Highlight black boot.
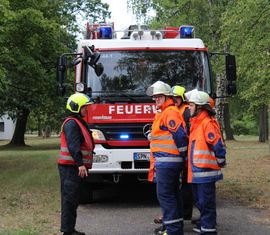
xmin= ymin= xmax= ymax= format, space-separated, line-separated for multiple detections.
xmin=154 ymin=225 xmax=166 ymax=235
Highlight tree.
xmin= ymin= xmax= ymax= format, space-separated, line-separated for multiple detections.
xmin=0 ymin=0 xmax=110 ymax=146
xmin=221 ymin=0 xmax=270 ymax=142
xmin=128 ymin=0 xmax=235 ymax=139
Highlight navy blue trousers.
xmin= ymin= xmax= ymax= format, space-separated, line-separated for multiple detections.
xmin=58 ymin=165 xmax=82 ymax=233
xmin=192 ymin=182 xmax=217 ymax=234
xmin=156 ymin=167 xmax=184 ymax=235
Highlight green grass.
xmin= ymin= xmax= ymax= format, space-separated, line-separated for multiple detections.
xmin=0 ymin=135 xmax=270 ymax=233
xmin=217 ymin=136 xmax=270 ymax=212
xmin=0 ymin=137 xmax=60 ymax=235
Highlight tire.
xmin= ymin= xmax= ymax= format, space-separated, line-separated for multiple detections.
xmin=79 ymin=182 xmax=93 ymax=204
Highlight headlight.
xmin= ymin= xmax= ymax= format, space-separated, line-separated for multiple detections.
xmin=91 ymin=129 xmax=106 ymax=141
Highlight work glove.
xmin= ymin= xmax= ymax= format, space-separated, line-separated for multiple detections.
xmin=217 ymin=157 xmax=226 ymax=168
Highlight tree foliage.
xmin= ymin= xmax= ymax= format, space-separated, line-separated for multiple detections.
xmin=221 ymin=0 xmax=270 ymax=141
xmin=128 ymin=0 xmax=270 ymax=137
xmin=0 ymin=0 xmax=110 ymax=146
xmin=221 ymin=0 xmax=270 ymax=107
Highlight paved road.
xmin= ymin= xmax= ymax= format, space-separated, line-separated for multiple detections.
xmin=76 ymin=183 xmax=270 ymax=235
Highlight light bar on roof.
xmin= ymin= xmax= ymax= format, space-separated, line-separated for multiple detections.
xmin=99 ymin=26 xmax=113 ymax=39
xmin=179 ymin=25 xmax=194 ymax=38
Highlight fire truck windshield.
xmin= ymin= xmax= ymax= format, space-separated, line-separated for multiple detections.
xmin=87 ymin=50 xmax=211 ymax=103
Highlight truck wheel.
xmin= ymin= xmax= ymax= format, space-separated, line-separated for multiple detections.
xmin=79 ymin=182 xmax=93 ymax=204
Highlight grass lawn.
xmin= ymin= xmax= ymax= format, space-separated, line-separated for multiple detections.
xmin=0 ymin=135 xmax=270 ymax=234
xmin=218 ymin=136 xmax=270 ymax=212
xmin=0 ymin=137 xmax=60 ymax=235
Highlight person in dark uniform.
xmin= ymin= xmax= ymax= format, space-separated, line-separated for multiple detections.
xmin=58 ymin=93 xmax=95 ymax=235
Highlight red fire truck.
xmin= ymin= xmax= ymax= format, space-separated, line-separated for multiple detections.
xmin=57 ymin=23 xmax=236 ymax=202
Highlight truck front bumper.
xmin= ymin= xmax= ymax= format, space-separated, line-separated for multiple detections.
xmin=88 ymin=144 xmax=150 ymax=174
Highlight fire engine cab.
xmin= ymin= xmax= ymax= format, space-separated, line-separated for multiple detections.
xmin=57 ymin=23 xmax=236 ymax=202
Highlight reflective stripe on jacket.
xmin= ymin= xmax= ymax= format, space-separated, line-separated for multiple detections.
xmin=58 ymin=117 xmax=94 ymax=168
xmin=188 ymin=110 xmax=226 ymax=183
xmin=150 ymin=99 xmax=188 ymax=168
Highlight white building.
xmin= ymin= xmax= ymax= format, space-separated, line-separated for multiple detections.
xmin=0 ymin=115 xmax=16 ymax=140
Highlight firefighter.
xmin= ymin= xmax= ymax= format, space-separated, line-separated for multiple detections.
xmin=147 ymin=110 xmax=165 ymax=235
xmin=172 ymin=85 xmax=190 ymax=135
xmin=171 ymin=85 xmax=194 ymax=221
xmin=146 ymin=81 xmax=188 ymax=235
xmin=153 ymin=85 xmax=193 ymax=235
xmin=58 ymin=93 xmax=95 ymax=235
xmin=187 ymin=90 xmax=226 ymax=234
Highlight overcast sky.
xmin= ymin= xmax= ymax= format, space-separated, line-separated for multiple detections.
xmin=102 ymin=0 xmax=137 ymax=31
xmin=77 ymin=0 xmax=154 ymax=40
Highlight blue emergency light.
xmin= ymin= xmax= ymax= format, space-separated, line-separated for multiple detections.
xmin=120 ymin=134 xmax=129 ymax=140
xmin=179 ymin=26 xmax=194 ymax=38
xmin=99 ymin=26 xmax=113 ymax=39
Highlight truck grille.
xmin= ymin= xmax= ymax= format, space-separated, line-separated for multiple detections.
xmin=92 ymin=123 xmax=148 ymax=140
xmin=90 ymin=123 xmax=150 ymax=149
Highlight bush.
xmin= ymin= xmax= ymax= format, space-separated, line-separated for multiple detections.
xmin=231 ymin=115 xmax=257 ymax=135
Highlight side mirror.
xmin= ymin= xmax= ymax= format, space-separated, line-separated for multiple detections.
xmin=89 ymin=52 xmax=101 ymax=66
xmin=56 ymin=56 xmax=67 ymax=96
xmin=83 ymin=46 xmax=104 ymax=77
xmin=57 ymin=84 xmax=66 ymax=96
xmin=226 ymin=54 xmax=237 ymax=81
xmin=57 ymin=56 xmax=67 ymax=83
xmin=227 ymin=82 xmax=237 ymax=95
xmin=94 ymin=63 xmax=104 ymax=77
xmin=84 ymin=46 xmax=101 ymax=65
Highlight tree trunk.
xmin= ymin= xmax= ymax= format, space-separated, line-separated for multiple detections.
xmin=223 ymin=101 xmax=234 ymax=140
xmin=8 ymin=108 xmax=30 ymax=146
xmin=37 ymin=113 xmax=42 ymax=137
xmin=259 ymin=104 xmax=268 ymax=142
xmin=215 ymin=74 xmax=225 ymax=134
xmin=268 ymin=104 xmax=270 ymax=152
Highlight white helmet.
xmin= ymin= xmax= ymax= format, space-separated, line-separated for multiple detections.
xmin=188 ymin=90 xmax=210 ymax=105
xmin=146 ymin=81 xmax=172 ymax=96
xmin=185 ymin=88 xmax=198 ymax=101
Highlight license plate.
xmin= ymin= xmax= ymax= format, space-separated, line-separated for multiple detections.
xmin=133 ymin=152 xmax=150 ymax=161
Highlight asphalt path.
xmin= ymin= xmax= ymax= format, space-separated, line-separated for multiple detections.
xmin=76 ymin=183 xmax=270 ymax=235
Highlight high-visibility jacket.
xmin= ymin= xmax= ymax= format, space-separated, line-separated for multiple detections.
xmin=148 ymin=109 xmax=162 ymax=182
xmin=178 ymin=103 xmax=189 ymax=121
xmin=148 ymin=153 xmax=155 ymax=182
xmin=177 ymin=103 xmax=190 ymax=167
xmin=58 ymin=117 xmax=94 ymax=169
xmin=188 ymin=110 xmax=226 ymax=183
xmin=150 ymin=98 xmax=188 ymax=169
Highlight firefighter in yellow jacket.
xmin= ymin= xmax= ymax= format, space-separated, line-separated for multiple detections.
xmin=147 ymin=81 xmax=188 ymax=235
xmin=187 ymin=90 xmax=226 ymax=234
xmin=58 ymin=93 xmax=95 ymax=235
